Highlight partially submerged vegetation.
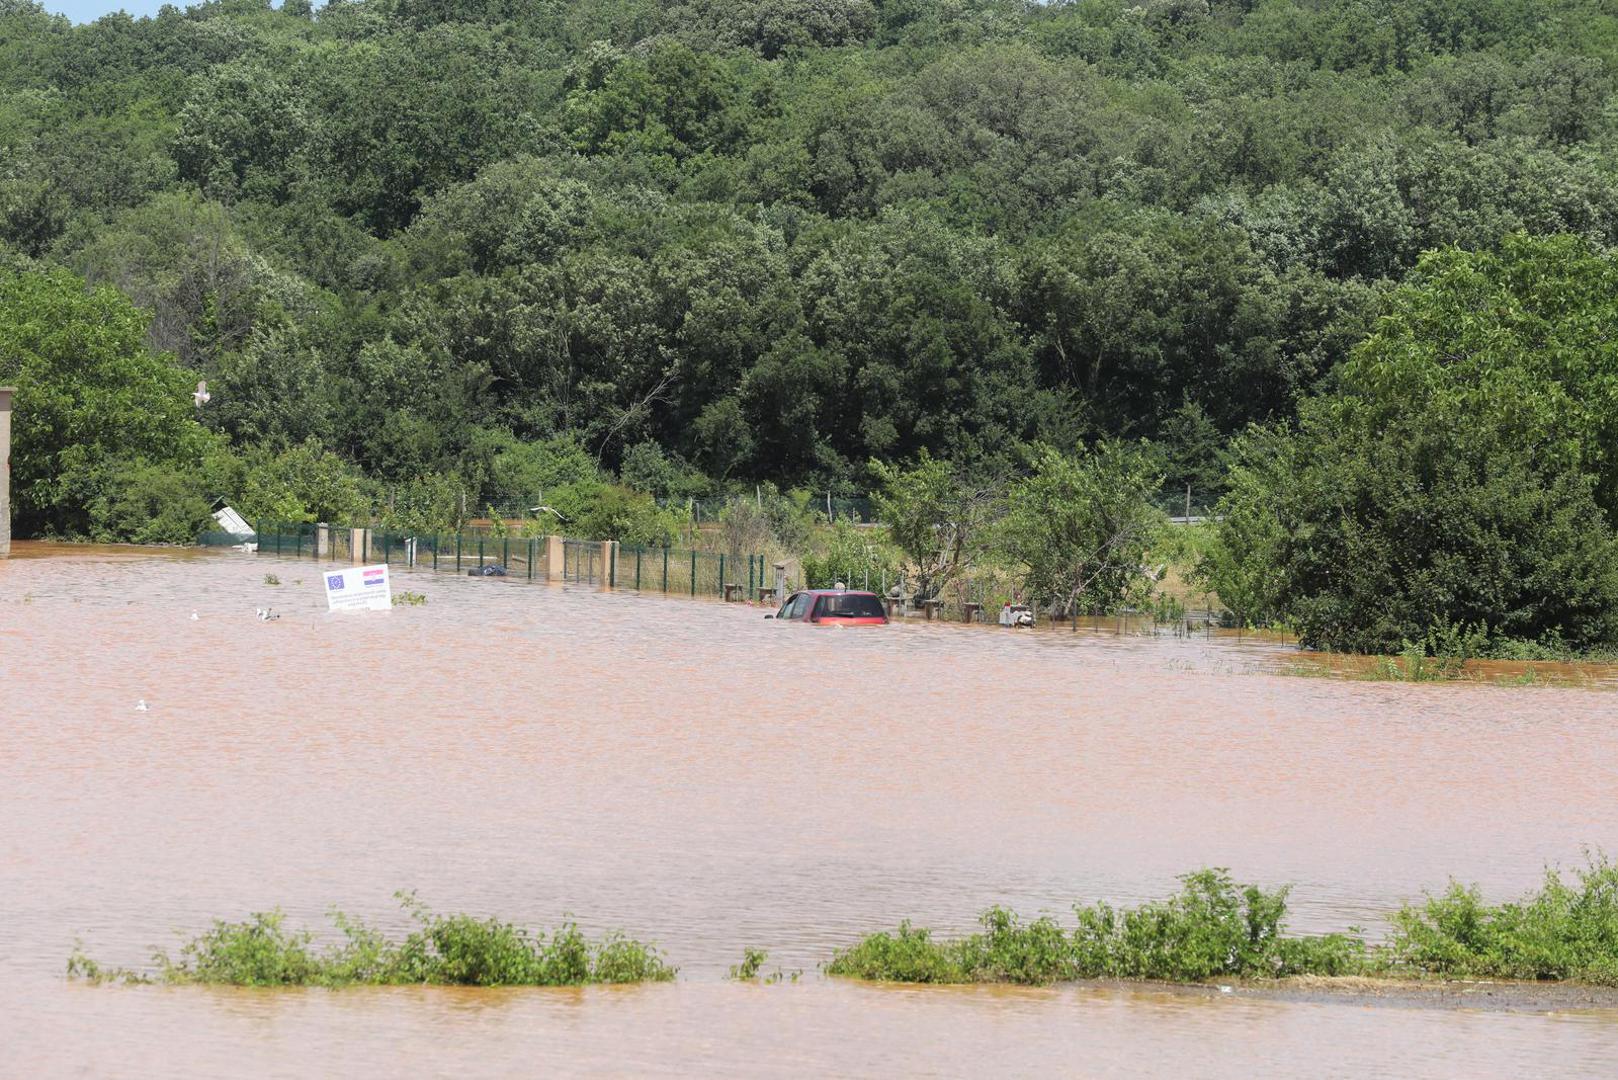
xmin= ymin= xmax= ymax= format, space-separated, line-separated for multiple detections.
xmin=1282 ymin=644 xmax=1618 ymax=688
xmin=827 ymin=859 xmax=1618 ymax=988
xmin=826 ymin=871 xmax=1364 ymax=986
xmin=68 ymin=893 xmax=674 ymax=987
xmin=727 ymin=948 xmax=800 ymax=984
xmin=67 ymin=861 xmax=1618 ymax=991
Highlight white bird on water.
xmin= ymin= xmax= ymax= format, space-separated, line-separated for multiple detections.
xmin=135 ymin=699 xmax=149 ymax=712
xmin=193 ymin=380 xmax=211 ymax=408
xmin=255 ymin=607 xmax=279 ymax=621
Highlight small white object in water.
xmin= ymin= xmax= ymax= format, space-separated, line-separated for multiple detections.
xmin=256 ymin=607 xmax=278 ymax=621
xmin=190 ymin=610 xmax=199 ymax=621
xmin=1218 ymin=985 xmax=1233 ymax=994
xmin=135 ymin=699 xmax=149 ymax=712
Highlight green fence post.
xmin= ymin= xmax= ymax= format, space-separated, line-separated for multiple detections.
xmin=383 ymin=533 xmax=390 ymax=564
xmin=433 ymin=536 xmax=439 ymax=572
xmin=478 ymin=534 xmax=484 ymax=568
xmin=663 ymin=546 xmax=669 ymax=592
xmin=690 ymin=549 xmax=697 ymax=596
xmin=528 ymin=538 xmax=535 ymax=580
xmin=609 ymin=543 xmax=617 ymax=588
xmin=456 ymin=533 xmax=462 ymax=572
xmin=503 ymin=536 xmax=510 ymax=569
xmin=296 ymin=529 xmax=302 ymax=558
xmin=719 ymin=553 xmax=725 ymax=596
xmin=635 ymin=547 xmax=642 ymax=590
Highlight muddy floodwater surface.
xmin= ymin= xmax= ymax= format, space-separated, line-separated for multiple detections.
xmin=3 ymin=543 xmax=1618 ymax=1077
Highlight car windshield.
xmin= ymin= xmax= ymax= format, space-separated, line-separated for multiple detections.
xmin=814 ymin=594 xmax=885 ymax=619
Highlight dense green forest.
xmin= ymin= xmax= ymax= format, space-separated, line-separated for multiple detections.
xmin=7 ymin=0 xmax=1618 ymax=653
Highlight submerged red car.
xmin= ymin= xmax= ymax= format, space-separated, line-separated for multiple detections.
xmin=769 ymin=589 xmax=889 ymax=625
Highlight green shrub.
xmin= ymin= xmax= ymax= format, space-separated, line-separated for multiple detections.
xmin=832 ymin=871 xmax=1371 ymax=986
xmin=0 ymin=268 xmax=212 ymax=538
xmin=552 ymin=481 xmax=682 ymax=547
xmin=824 ymin=921 xmax=972 ymax=984
xmin=236 ymin=438 xmax=375 ymax=525
xmin=158 ymin=910 xmax=324 ymax=987
xmin=71 ymin=894 xmax=676 ymax=988
xmin=1390 ymin=856 xmax=1618 ymax=984
xmin=1205 ymin=239 xmax=1618 ymax=656
xmin=66 ymin=457 xmax=216 ymax=545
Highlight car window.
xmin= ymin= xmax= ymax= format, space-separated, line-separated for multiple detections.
xmin=778 ymin=593 xmax=811 ymax=620
xmin=813 ymin=594 xmax=885 ymax=619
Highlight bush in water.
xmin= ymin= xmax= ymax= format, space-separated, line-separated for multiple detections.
xmin=68 ymin=892 xmax=676 ymax=987
xmin=828 ymin=860 xmax=1618 ymax=986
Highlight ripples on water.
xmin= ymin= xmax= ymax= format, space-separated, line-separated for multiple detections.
xmin=3 ymin=544 xmax=1617 ymax=1077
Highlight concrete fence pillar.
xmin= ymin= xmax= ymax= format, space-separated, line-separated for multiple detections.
xmin=0 ymin=387 xmax=12 ymax=558
xmin=545 ymin=535 xmax=565 ymax=579
xmin=316 ymin=522 xmax=330 ymax=559
xmin=350 ymin=527 xmax=369 ymax=564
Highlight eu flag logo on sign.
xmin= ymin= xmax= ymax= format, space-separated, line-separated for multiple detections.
xmin=327 ymin=575 xmax=345 ymax=590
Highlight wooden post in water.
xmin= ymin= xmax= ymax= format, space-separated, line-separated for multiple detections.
xmin=0 ymin=387 xmax=12 ymax=557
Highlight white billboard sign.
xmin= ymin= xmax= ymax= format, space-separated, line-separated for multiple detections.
xmin=324 ymin=564 xmax=392 ymax=612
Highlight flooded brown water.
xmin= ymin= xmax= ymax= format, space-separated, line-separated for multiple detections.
xmin=4 ymin=543 xmax=1618 ymax=1077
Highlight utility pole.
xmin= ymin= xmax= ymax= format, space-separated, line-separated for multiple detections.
xmin=0 ymin=387 xmax=13 ymax=557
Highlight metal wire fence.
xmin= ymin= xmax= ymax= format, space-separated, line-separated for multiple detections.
xmin=250 ymin=522 xmax=769 ymax=599
xmin=246 ymin=522 xmax=1221 ymax=633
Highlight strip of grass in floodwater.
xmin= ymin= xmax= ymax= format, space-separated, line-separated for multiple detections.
xmin=826 ymin=858 xmax=1618 ymax=987
xmin=68 ymin=892 xmax=675 ymax=987
xmin=1281 ymin=654 xmax=1612 ymax=689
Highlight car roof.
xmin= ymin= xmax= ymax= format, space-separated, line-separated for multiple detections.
xmin=801 ymin=589 xmax=881 ymax=597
